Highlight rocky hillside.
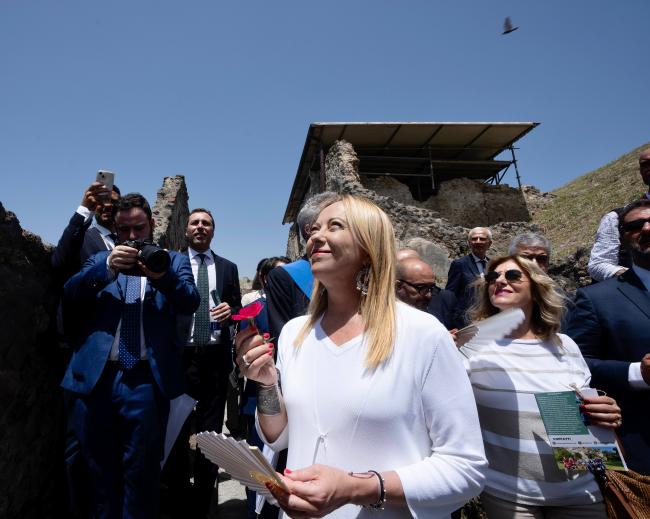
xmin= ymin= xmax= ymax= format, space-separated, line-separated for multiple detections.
xmin=532 ymin=142 xmax=649 ymax=258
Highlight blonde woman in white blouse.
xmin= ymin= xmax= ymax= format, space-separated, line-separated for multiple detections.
xmin=235 ymin=194 xmax=487 ymax=518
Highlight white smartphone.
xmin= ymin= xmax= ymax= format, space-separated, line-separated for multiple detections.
xmin=96 ymin=170 xmax=115 ymax=192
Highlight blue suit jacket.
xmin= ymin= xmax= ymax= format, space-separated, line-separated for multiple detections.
xmin=565 ymin=269 xmax=650 ymax=474
xmin=445 ymin=254 xmax=482 ymax=325
xmin=61 ymin=250 xmax=200 ymax=399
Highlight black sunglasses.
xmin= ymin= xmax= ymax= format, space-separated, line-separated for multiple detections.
xmin=520 ymin=253 xmax=549 ymax=265
xmin=620 ymin=218 xmax=650 ymax=233
xmin=485 ymin=269 xmax=525 ymax=284
xmin=398 ymin=279 xmax=437 ymax=295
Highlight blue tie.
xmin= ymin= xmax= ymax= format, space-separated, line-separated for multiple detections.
xmin=118 ymin=275 xmax=142 ymax=370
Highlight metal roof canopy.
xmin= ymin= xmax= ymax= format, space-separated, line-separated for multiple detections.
xmin=283 ymin=121 xmax=539 ymax=224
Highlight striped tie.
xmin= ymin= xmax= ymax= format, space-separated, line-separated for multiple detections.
xmin=118 ymin=275 xmax=141 ymax=369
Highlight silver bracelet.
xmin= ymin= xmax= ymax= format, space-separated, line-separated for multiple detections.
xmin=348 ymin=470 xmax=386 ymax=511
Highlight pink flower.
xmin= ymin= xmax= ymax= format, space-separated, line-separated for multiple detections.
xmin=231 ymin=301 xmax=264 ymax=321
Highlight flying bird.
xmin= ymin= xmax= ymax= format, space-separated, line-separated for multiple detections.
xmin=502 ymin=16 xmax=519 ymax=35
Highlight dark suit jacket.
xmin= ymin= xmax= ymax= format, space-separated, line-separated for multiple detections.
xmin=427 ymin=287 xmax=459 ymax=330
xmin=61 ymin=250 xmax=200 ymax=399
xmin=565 ymin=269 xmax=650 ymax=474
xmin=177 ymin=249 xmax=242 ymax=346
xmin=445 ymin=254 xmax=483 ymax=325
xmin=265 ymin=258 xmax=312 ymax=341
xmin=51 ymin=212 xmax=110 ymax=282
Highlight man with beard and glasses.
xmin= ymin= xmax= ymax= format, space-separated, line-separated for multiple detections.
xmin=566 ymin=198 xmax=650 ymax=475
xmin=588 ymin=149 xmax=650 ymax=282
xmin=52 ymin=181 xmax=121 ymax=282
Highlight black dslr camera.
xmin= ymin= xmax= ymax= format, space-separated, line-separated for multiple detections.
xmin=120 ymin=239 xmax=170 ymax=276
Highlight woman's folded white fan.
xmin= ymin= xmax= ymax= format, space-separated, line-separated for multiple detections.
xmin=456 ymin=307 xmax=525 ymax=348
xmin=196 ymin=431 xmax=289 ymax=495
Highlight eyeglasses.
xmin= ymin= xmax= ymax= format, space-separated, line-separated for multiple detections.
xmin=519 ymin=253 xmax=549 ymax=265
xmin=398 ymin=279 xmax=437 ymax=295
xmin=621 ymin=218 xmax=650 ymax=233
xmin=485 ymin=269 xmax=525 ymax=285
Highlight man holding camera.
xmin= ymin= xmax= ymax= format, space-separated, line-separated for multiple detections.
xmin=62 ymin=193 xmax=199 ymax=519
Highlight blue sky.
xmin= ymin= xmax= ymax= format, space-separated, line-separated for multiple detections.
xmin=1 ymin=1 xmax=648 ymax=277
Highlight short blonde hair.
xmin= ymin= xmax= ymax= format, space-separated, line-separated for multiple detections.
xmin=468 ymin=255 xmax=565 ymax=344
xmin=294 ymin=194 xmax=397 ymax=369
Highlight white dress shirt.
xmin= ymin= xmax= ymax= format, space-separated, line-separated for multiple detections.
xmin=471 ymin=253 xmax=489 ymax=276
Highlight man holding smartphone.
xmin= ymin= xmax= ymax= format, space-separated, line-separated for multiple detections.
xmin=52 ymin=175 xmax=121 ymax=282
xmin=164 ymin=208 xmax=241 ymax=519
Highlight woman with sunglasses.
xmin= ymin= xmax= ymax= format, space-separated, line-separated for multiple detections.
xmin=463 ymin=255 xmax=622 ymax=518
xmin=235 ymin=194 xmax=487 ymax=518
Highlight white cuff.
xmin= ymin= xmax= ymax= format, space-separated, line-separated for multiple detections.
xmin=76 ymin=205 xmax=93 ymax=222
xmin=628 ymin=362 xmax=650 ymax=390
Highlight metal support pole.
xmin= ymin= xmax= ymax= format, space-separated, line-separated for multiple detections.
xmin=428 ymin=147 xmax=438 ymax=194
xmin=319 ymin=143 xmax=326 ymax=191
xmin=510 ymin=145 xmax=522 ymax=189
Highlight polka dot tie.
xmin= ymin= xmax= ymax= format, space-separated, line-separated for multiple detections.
xmin=194 ymin=253 xmax=211 ymax=345
xmin=118 ymin=275 xmax=142 ymax=370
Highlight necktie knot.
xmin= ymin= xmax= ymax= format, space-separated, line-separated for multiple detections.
xmin=197 ymin=253 xmax=206 ymax=264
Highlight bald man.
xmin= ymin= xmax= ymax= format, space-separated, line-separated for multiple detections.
xmin=589 ymin=149 xmax=650 ymax=281
xmin=396 ymin=258 xmax=459 ymax=330
xmin=396 ymin=247 xmax=420 ymax=262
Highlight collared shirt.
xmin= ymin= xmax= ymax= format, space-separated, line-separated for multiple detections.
xmin=627 ymin=263 xmax=650 ymax=389
xmin=92 ymin=220 xmax=117 ymax=250
xmin=588 ymin=192 xmax=650 ymax=281
xmin=187 ymin=247 xmax=222 ymax=345
xmin=76 ymin=205 xmax=93 ymax=223
xmin=471 ymin=253 xmax=489 ymax=275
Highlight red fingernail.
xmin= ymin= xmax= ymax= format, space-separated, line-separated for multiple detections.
xmin=284 ymin=468 xmax=292 ymax=474
xmin=268 ymin=343 xmax=274 ymax=349
xmin=263 ymin=332 xmax=270 ymax=340
xmin=579 ymin=405 xmax=586 ymax=411
xmin=268 ymin=351 xmax=273 ymax=356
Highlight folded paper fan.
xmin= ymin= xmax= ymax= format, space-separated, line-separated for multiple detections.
xmin=196 ymin=431 xmax=289 ymax=495
xmin=457 ymin=307 xmax=525 ymax=348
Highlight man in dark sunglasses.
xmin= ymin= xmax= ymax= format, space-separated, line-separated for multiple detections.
xmin=588 ymin=149 xmax=650 ymax=282
xmin=396 ymin=258 xmax=459 ymax=330
xmin=508 ymin=232 xmax=551 ymax=273
xmin=566 ymin=198 xmax=650 ymax=475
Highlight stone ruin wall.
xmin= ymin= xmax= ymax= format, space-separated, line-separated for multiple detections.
xmin=0 ymin=176 xmax=188 ymax=519
xmin=294 ymin=140 xmax=539 ymax=285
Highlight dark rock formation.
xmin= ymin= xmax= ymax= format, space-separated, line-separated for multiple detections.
xmin=0 ymin=176 xmax=191 ymax=518
xmin=0 ymin=202 xmax=64 ymax=518
xmin=152 ymin=175 xmax=190 ymax=251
